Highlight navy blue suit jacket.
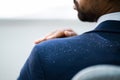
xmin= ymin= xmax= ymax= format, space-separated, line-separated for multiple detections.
xmin=18 ymin=20 xmax=120 ymax=80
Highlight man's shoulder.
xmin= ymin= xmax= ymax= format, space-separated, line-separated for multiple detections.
xmin=34 ymin=32 xmax=99 ymax=50
xmin=35 ymin=35 xmax=80 ymax=48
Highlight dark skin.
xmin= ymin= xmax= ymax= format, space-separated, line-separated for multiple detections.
xmin=35 ymin=0 xmax=120 ymax=44
xmin=74 ymin=0 xmax=120 ymax=22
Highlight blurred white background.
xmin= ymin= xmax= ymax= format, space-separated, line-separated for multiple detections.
xmin=0 ymin=0 xmax=96 ymax=80
xmin=0 ymin=0 xmax=76 ymax=19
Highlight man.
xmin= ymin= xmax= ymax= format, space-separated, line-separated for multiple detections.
xmin=18 ymin=0 xmax=120 ymax=80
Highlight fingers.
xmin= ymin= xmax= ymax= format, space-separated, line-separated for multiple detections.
xmin=46 ymin=28 xmax=75 ymax=38
xmin=46 ymin=30 xmax=65 ymax=39
xmin=64 ymin=28 xmax=77 ymax=36
xmin=34 ymin=37 xmax=46 ymax=44
xmin=64 ymin=31 xmax=77 ymax=37
xmin=34 ymin=30 xmax=58 ymax=44
xmin=34 ymin=28 xmax=77 ymax=44
xmin=34 ymin=30 xmax=64 ymax=44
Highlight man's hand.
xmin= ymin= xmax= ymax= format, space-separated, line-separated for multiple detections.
xmin=34 ymin=28 xmax=77 ymax=44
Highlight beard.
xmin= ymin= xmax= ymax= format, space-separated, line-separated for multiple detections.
xmin=73 ymin=0 xmax=100 ymax=22
xmin=77 ymin=9 xmax=99 ymax=22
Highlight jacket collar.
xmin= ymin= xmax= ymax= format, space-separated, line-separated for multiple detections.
xmin=94 ymin=20 xmax=120 ymax=33
xmin=96 ymin=12 xmax=120 ymax=27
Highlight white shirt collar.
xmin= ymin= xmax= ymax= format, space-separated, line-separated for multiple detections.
xmin=96 ymin=12 xmax=120 ymax=27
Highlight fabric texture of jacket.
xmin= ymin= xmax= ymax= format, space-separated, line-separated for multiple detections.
xmin=18 ymin=20 xmax=120 ymax=80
